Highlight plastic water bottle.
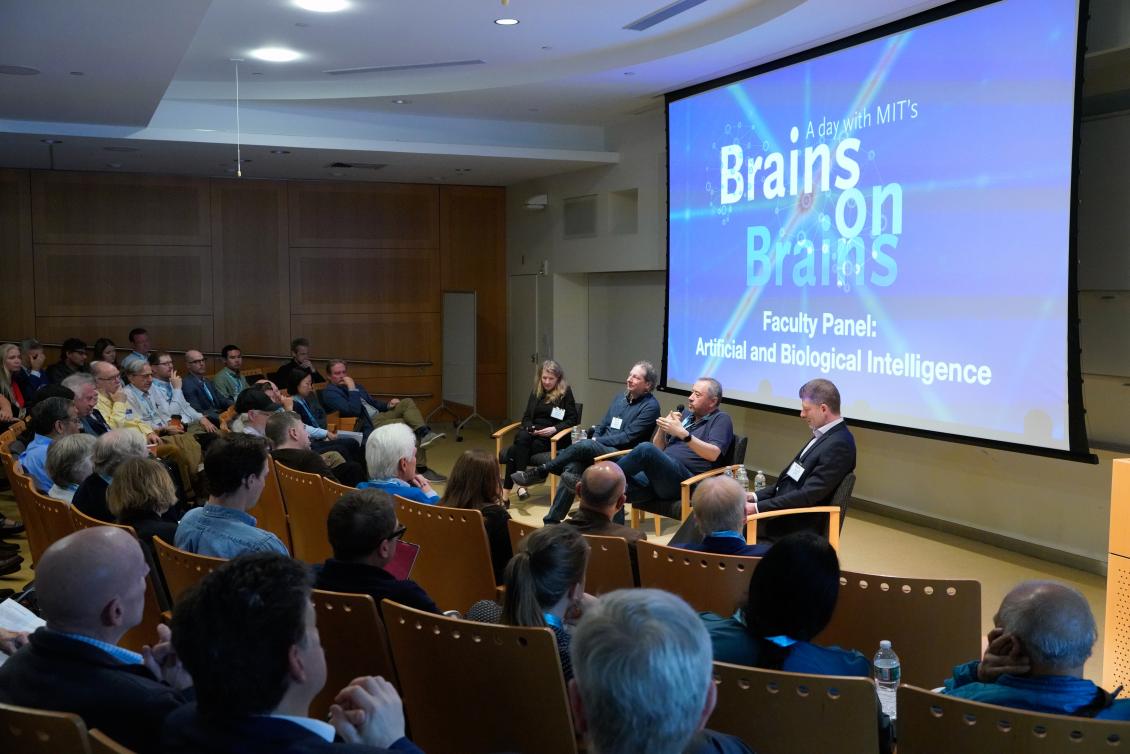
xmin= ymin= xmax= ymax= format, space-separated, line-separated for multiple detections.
xmin=571 ymin=425 xmax=583 ymax=444
xmin=735 ymin=466 xmax=749 ymax=492
xmin=753 ymin=470 xmax=767 ymax=492
xmin=873 ymin=640 xmax=900 ymax=719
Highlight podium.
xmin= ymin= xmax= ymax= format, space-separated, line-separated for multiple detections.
xmin=1104 ymin=459 xmax=1130 ymax=690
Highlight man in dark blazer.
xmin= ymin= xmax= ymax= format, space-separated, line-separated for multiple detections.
xmin=0 ymin=527 xmax=192 ymax=754
xmin=165 ymin=552 xmax=423 ymax=753
xmin=745 ymin=378 xmax=856 ymax=543
xmin=181 ymin=349 xmax=232 ymax=424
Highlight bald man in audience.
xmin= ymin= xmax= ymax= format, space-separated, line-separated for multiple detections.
xmin=181 ymin=349 xmax=231 ymax=424
xmin=563 ymin=462 xmax=647 ymax=581
xmin=679 ymin=475 xmax=769 ymax=557
xmin=0 ymin=527 xmax=192 ymax=753
xmin=942 ymin=580 xmax=1130 ymax=719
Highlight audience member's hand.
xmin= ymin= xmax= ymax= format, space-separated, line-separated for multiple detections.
xmin=111 ymin=388 xmax=128 ymax=404
xmin=30 ymin=351 xmax=45 ymax=370
xmin=342 ymin=375 xmax=356 ymax=391
xmin=330 ymin=676 xmax=407 ymax=749
xmin=281 ymin=396 xmax=294 ymax=411
xmin=0 ymin=406 xmax=11 ymax=421
xmin=533 ymin=426 xmax=556 ymax=437
xmin=743 ymin=500 xmax=757 ymax=515
xmin=387 ymin=397 xmax=400 ymax=408
xmin=162 ymin=425 xmax=185 ymax=435
xmin=977 ymin=627 xmax=1029 ymax=682
xmin=169 ymin=370 xmax=182 ymax=390
xmin=142 ymin=624 xmax=194 ymax=690
xmin=656 ymin=414 xmax=688 ymax=439
xmin=146 ymin=433 xmax=161 ymax=446
xmin=200 ymin=417 xmax=218 ymax=433
xmin=0 ymin=627 xmax=29 ymax=654
xmin=326 ymin=430 xmax=338 ymax=440
xmin=410 ymin=474 xmax=433 ymax=494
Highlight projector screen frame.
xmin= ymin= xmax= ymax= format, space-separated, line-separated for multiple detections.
xmin=660 ymin=0 xmax=1096 ymax=464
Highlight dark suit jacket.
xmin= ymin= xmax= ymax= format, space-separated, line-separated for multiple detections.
xmin=81 ymin=408 xmax=112 ymax=436
xmin=680 ymin=534 xmax=769 ymax=558
xmin=313 ymin=559 xmax=440 ymax=615
xmin=0 ymin=628 xmax=190 ymax=754
xmin=757 ymin=421 xmax=856 ymax=542
xmin=321 ymin=382 xmax=388 ymax=436
xmin=162 ymin=703 xmax=423 ymax=754
xmin=182 ymin=374 xmax=232 ymax=419
xmin=73 ymin=472 xmax=113 ymax=522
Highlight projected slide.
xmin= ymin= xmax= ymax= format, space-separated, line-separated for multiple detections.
xmin=666 ymin=0 xmax=1082 ymax=452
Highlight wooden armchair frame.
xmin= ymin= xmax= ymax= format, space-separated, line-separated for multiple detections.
xmin=745 ymin=506 xmax=842 ymax=550
xmin=492 ymin=403 xmax=583 ymax=502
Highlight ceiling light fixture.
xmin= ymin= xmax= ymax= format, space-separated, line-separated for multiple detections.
xmin=494 ymin=18 xmax=519 ymax=26
xmin=249 ymin=47 xmax=301 ymax=63
xmin=295 ymin=0 xmax=348 ymax=11
xmin=391 ymin=98 xmax=411 ymax=105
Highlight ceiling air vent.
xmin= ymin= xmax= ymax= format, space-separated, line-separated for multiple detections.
xmin=325 ymin=162 xmax=387 ymax=171
xmin=624 ymin=0 xmax=708 ymax=31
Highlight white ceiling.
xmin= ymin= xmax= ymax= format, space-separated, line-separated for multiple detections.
xmin=0 ymin=0 xmax=1123 ymax=186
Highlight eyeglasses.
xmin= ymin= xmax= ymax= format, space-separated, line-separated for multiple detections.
xmin=96 ymin=375 xmax=120 ymax=382
xmin=387 ymin=525 xmax=408 ymax=542
xmin=157 ymin=361 xmax=174 ymax=367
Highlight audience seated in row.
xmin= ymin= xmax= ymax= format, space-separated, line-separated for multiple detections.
xmin=273 ymin=337 xmax=327 ymax=390
xmin=93 ymin=337 xmax=118 ymax=367
xmin=466 ymin=524 xmax=591 ymax=682
xmin=268 ymin=410 xmax=365 ymax=487
xmin=0 ymin=342 xmax=27 ymax=423
xmin=45 ymin=432 xmax=95 ymax=502
xmin=284 ymin=370 xmax=367 ymax=466
xmin=148 ymin=351 xmax=220 ymax=434
xmin=562 ymin=461 xmax=647 ymax=580
xmin=360 ymin=424 xmax=439 ymax=505
xmin=679 ymin=475 xmax=768 ymax=557
xmin=17 ymin=396 xmax=80 ymax=492
xmin=439 ymin=448 xmax=513 ymax=584
xmin=108 ymin=457 xmax=180 ymax=551
xmin=212 ymin=344 xmax=249 ymax=402
xmin=120 ymin=327 xmax=152 ymax=370
xmin=322 ymin=358 xmax=443 ymax=454
xmin=73 ymin=429 xmax=150 ymax=523
xmin=181 ymin=348 xmax=232 ymax=423
xmin=46 ymin=337 xmax=90 ymax=385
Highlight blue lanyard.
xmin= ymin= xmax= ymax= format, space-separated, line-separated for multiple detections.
xmin=543 ymin=612 xmax=563 ymax=629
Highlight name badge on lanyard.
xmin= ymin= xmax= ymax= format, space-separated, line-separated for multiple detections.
xmin=786 ymin=461 xmax=805 ymax=482
xmin=550 ymin=406 xmax=566 ymax=420
xmin=610 ymin=417 xmax=623 ymax=430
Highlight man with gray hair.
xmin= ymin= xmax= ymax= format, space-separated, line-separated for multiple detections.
xmin=679 ymin=475 xmax=768 ymax=557
xmin=46 ymin=433 xmax=96 ymax=503
xmin=61 ymin=372 xmax=104 ymax=436
xmin=72 ymin=429 xmax=150 ymax=523
xmin=942 ymin=580 xmax=1130 ymax=718
xmin=360 ymin=423 xmax=439 ymax=505
xmin=570 ymin=589 xmax=751 ymax=754
xmin=512 ymin=361 xmax=662 ymax=524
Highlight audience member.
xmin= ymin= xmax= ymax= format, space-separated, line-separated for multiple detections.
xmin=267 ymin=411 xmax=364 ymax=487
xmin=440 ymin=448 xmax=513 ymax=584
xmin=15 ymin=338 xmax=49 ymax=398
xmin=942 ymin=580 xmax=1130 ymax=719
xmin=679 ymin=475 xmax=768 ymax=557
xmin=360 ymin=424 xmax=439 ymax=505
xmin=562 ymin=461 xmax=647 ymax=581
xmin=108 ymin=457 xmax=180 ymax=549
xmin=0 ymin=342 xmax=26 ymax=423
xmin=93 ymin=336 xmax=118 ymax=366
xmin=73 ymin=429 xmax=150 ymax=523
xmin=121 ymin=327 xmax=152 ymax=370
xmin=501 ymin=359 xmax=578 ymax=504
xmin=0 ymin=527 xmax=192 ymax=754
xmin=571 ymin=589 xmax=751 ymax=754
xmin=149 ymin=351 xmax=218 ymax=433
xmin=45 ymin=432 xmax=96 ymax=502
xmin=514 ymin=360 xmax=660 ymax=523
xmin=616 ymin=377 xmax=733 ymax=522
xmin=61 ymin=372 xmax=103 ymax=436
xmin=213 ymin=344 xmax=249 ymax=401
xmin=121 ymin=358 xmax=203 ymax=498
xmin=234 ymin=387 xmax=282 ymax=437
xmin=18 ymin=396 xmax=79 ymax=492
xmin=286 ymin=370 xmax=366 ymax=466
xmin=181 ymin=349 xmax=232 ymax=422
xmin=90 ymin=360 xmax=158 ymax=442
xmin=166 ymin=552 xmax=421 ymax=753
xmin=46 ymin=337 xmax=89 ymax=384
xmin=467 ymin=525 xmax=591 ymax=681
xmin=175 ymin=434 xmax=288 ymax=557
xmin=273 ymin=336 xmax=326 ymax=388
xmin=743 ymin=378 xmax=856 ymax=543
xmin=314 ymin=489 xmax=440 ymax=615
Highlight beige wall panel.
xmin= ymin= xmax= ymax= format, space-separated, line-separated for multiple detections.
xmin=33 ymin=244 xmax=211 ymax=316
xmin=290 ymin=248 xmax=441 ymax=314
xmin=289 ymin=182 xmax=439 ymax=248
xmin=291 ymin=314 xmax=440 ymax=377
xmin=31 ymin=171 xmax=210 ymax=245
xmin=0 ymin=170 xmax=33 ymax=339
xmin=211 ymin=179 xmax=290 ymax=356
xmin=34 ymin=316 xmax=214 ymax=354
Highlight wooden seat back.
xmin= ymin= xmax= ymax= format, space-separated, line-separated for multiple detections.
xmin=8 ymin=468 xmax=48 ymax=566
xmin=321 ymin=476 xmax=355 ymax=507
xmin=637 ymin=541 xmax=759 ymax=615
xmin=897 ymin=684 xmax=1130 ymax=753
xmin=309 ymin=589 xmax=399 ymax=720
xmin=582 ymin=533 xmax=635 ymax=593
xmin=27 ymin=487 xmax=77 ymax=555
xmin=89 ymin=729 xmax=136 ymax=754
xmin=816 ymin=570 xmax=981 ymax=689
xmin=274 ymin=461 xmax=329 ymax=563
xmin=0 ymin=702 xmax=91 ymax=754
xmin=394 ymin=496 xmax=497 ymax=612
xmin=248 ymin=457 xmax=293 ymax=554
xmin=152 ymin=536 xmax=226 ymax=605
xmin=507 ymin=517 xmax=537 ymax=553
xmin=383 ymin=600 xmax=577 ymax=754
xmin=709 ymin=661 xmax=880 ymax=754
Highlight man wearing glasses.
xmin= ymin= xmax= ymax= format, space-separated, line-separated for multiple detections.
xmin=17 ymin=396 xmax=80 ymax=493
xmin=147 ymin=352 xmax=218 ymax=434
xmin=313 ymin=489 xmax=440 ymax=615
xmin=181 ymin=349 xmax=232 ymax=426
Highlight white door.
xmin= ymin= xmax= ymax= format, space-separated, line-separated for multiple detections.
xmin=508 ymin=274 xmax=540 ymax=418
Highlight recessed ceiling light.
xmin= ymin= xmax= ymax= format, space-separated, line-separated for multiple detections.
xmin=249 ymin=47 xmax=301 ymax=63
xmin=0 ymin=65 xmax=40 ymax=76
xmin=40 ymin=138 xmax=63 ymax=144
xmin=269 ymin=149 xmax=291 ymax=155
xmin=195 ymin=128 xmax=217 ymax=133
xmin=295 ymin=0 xmax=348 ymax=11
xmin=494 ymin=18 xmax=519 ymax=26
xmin=391 ymin=98 xmax=411 ymax=105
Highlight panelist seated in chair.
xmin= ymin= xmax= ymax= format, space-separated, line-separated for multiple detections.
xmin=500 ymin=359 xmax=578 ymax=504
xmin=166 ymin=552 xmax=423 ymax=753
xmin=941 ymin=580 xmax=1130 ymax=719
xmin=615 ymin=377 xmax=733 ymax=521
xmin=744 ymin=378 xmax=855 ymax=543
xmin=359 ymin=424 xmax=440 ymax=506
xmin=512 ymin=360 xmax=661 ymax=524
xmin=677 ymin=476 xmax=768 ymax=557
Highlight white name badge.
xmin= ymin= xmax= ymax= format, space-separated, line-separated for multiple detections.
xmin=610 ymin=417 xmax=624 ymax=430
xmin=550 ymin=407 xmax=566 ymax=420
xmin=786 ymin=461 xmax=805 ymax=482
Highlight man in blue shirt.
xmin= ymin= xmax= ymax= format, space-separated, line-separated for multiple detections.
xmin=615 ymin=377 xmax=734 ymax=521
xmin=359 ymin=423 xmax=440 ymax=505
xmin=18 ymin=396 xmax=81 ymax=493
xmin=512 ymin=361 xmax=661 ymax=523
xmin=677 ymin=476 xmax=768 ymax=557
xmin=175 ymin=434 xmax=289 ymax=558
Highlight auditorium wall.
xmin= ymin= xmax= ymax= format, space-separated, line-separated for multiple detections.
xmin=507 ymin=109 xmax=1121 ymax=573
xmin=0 ymin=169 xmax=507 ymax=420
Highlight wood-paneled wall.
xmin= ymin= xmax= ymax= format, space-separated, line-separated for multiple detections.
xmin=1 ymin=169 xmax=507 ymax=420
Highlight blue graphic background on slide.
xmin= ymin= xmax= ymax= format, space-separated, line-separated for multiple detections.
xmin=667 ymin=0 xmax=1079 ymax=449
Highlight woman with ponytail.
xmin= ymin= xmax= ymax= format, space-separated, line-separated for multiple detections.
xmin=466 ymin=524 xmax=592 ymax=680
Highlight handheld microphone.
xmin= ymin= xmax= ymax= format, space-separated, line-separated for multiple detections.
xmin=675 ymin=404 xmax=685 ymax=414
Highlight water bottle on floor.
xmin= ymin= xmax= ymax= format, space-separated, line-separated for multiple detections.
xmin=872 ymin=640 xmax=900 ymax=719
